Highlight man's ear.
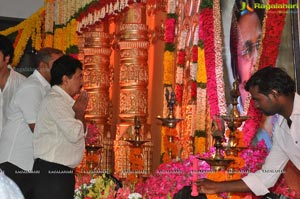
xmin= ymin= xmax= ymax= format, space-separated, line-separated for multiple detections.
xmin=39 ymin=61 xmax=48 ymax=69
xmin=270 ymin=89 xmax=280 ymax=98
xmin=4 ymin=55 xmax=10 ymax=64
xmin=62 ymin=75 xmax=69 ymax=85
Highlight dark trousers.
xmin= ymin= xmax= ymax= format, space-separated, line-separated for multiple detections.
xmin=0 ymin=162 xmax=33 ymax=199
xmin=32 ymin=158 xmax=75 ymax=199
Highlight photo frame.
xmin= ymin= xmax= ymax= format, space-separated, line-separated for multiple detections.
xmin=290 ymin=0 xmax=300 ymax=93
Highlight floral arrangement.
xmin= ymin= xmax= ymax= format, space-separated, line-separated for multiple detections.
xmin=74 ymin=174 xmax=118 ymax=199
xmin=135 ymin=142 xmax=268 ymax=199
xmin=75 ymin=174 xmax=143 ymax=199
xmin=199 ymin=0 xmax=220 ymax=119
xmin=127 ymin=147 xmax=144 ymax=184
xmin=86 ymin=123 xmax=100 ymax=146
xmin=194 ymin=130 xmax=206 ymax=154
xmin=162 ymin=128 xmax=179 ymax=163
xmin=135 ymin=155 xmax=203 ymax=198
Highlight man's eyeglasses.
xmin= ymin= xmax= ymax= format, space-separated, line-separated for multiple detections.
xmin=240 ymin=40 xmax=260 ymax=56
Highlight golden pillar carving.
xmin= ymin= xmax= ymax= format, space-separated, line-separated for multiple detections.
xmin=114 ymin=3 xmax=153 ymax=179
xmin=82 ymin=23 xmax=113 ymax=172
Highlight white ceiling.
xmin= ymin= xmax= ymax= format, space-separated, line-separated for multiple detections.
xmin=0 ymin=0 xmax=43 ymax=19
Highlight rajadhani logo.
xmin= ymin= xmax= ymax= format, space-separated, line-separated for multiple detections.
xmin=240 ymin=1 xmax=254 ymax=16
xmin=254 ymin=3 xmax=298 ymax=10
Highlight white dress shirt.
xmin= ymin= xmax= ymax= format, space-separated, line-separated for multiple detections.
xmin=0 ymin=66 xmax=25 ymax=137
xmin=0 ymin=170 xmax=24 ymax=199
xmin=0 ymin=70 xmax=50 ymax=171
xmin=33 ymin=85 xmax=85 ymax=168
xmin=242 ymin=92 xmax=300 ymax=195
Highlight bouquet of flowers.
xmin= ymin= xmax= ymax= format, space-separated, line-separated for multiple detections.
xmin=74 ymin=174 xmax=121 ymax=199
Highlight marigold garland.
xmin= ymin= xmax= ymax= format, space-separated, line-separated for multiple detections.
xmin=196 ymin=46 xmax=207 ymax=84
xmin=0 ymin=7 xmax=45 ymax=67
xmin=128 ymin=147 xmax=144 ymax=184
xmin=43 ymin=33 xmax=54 ymax=47
xmin=162 ymin=128 xmax=178 ymax=163
xmin=163 ymin=51 xmax=175 ymax=85
xmin=194 ymin=130 xmax=206 ymax=154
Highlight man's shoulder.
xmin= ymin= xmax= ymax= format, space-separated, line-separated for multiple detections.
xmin=43 ymin=89 xmax=63 ymax=103
xmin=10 ymin=69 xmax=26 ymax=81
xmin=19 ymin=74 xmax=42 ymax=88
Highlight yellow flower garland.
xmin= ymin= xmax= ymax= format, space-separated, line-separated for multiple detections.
xmin=0 ymin=7 xmax=45 ymax=67
xmin=163 ymin=51 xmax=175 ymax=85
xmin=196 ymin=47 xmax=207 ymax=83
xmin=194 ymin=137 xmax=206 ymax=154
xmin=44 ymin=33 xmax=54 ymax=47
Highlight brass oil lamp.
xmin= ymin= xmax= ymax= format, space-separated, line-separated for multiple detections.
xmin=157 ymin=88 xmax=183 ymax=128
xmin=219 ymin=79 xmax=249 ymax=156
xmin=125 ymin=116 xmax=149 ymax=147
xmin=198 ymin=120 xmax=233 ymax=171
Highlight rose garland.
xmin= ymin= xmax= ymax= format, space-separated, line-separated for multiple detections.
xmin=199 ymin=1 xmax=219 ymax=119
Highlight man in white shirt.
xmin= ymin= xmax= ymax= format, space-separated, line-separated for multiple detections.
xmin=0 ymin=35 xmax=25 ymax=137
xmin=0 ymin=48 xmax=63 ymax=198
xmin=33 ymin=55 xmax=88 ymax=199
xmin=197 ymin=67 xmax=300 ymax=197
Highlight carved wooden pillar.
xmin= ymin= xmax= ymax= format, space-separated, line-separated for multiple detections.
xmin=114 ymin=3 xmax=153 ymax=179
xmin=82 ymin=23 xmax=113 ymax=172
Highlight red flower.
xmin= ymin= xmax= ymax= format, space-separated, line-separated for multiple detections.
xmin=199 ymin=8 xmax=220 ymax=118
xmin=190 ymin=81 xmax=197 ymax=99
xmin=175 ymin=84 xmax=183 ymax=104
xmin=177 ymin=50 xmax=185 ymax=65
xmin=165 ymin=18 xmax=176 ymax=43
xmin=192 ymin=46 xmax=198 ymax=63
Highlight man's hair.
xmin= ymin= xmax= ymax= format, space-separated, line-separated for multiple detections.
xmin=50 ymin=55 xmax=83 ymax=86
xmin=0 ymin=35 xmax=14 ymax=63
xmin=245 ymin=66 xmax=296 ymax=96
xmin=35 ymin=47 xmax=63 ymax=69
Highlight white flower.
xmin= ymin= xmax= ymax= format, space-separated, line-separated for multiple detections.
xmin=128 ymin=192 xmax=142 ymax=199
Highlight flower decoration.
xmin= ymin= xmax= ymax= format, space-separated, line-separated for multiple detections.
xmin=162 ymin=128 xmax=178 ymax=163
xmin=74 ymin=174 xmax=120 ymax=199
xmin=175 ymin=84 xmax=183 ymax=104
xmin=86 ymin=123 xmax=100 ymax=146
xmin=128 ymin=193 xmax=142 ymax=199
xmin=128 ymin=147 xmax=144 ymax=184
xmin=164 ymin=17 xmax=176 ymax=43
xmin=190 ymin=81 xmax=197 ymax=100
